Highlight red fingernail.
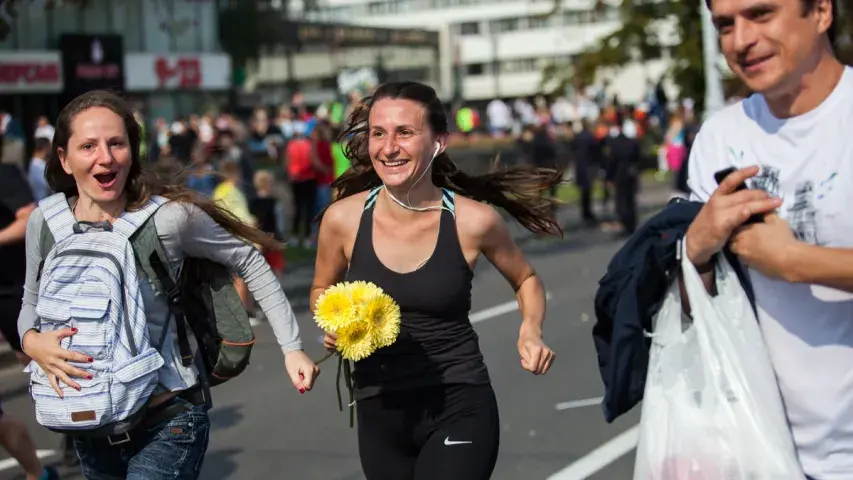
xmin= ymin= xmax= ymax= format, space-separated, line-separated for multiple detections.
xmin=75 ymin=386 xmax=81 ymax=391
xmin=86 ymin=375 xmax=93 ymax=380
xmin=299 ymin=387 xmax=305 ymax=394
xmin=71 ymin=328 xmax=78 ymax=333
xmin=87 ymin=357 xmax=93 ymax=363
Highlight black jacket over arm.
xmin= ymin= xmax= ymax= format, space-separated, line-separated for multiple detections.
xmin=592 ymin=199 xmax=756 ymax=422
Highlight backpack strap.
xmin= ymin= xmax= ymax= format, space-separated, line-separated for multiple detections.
xmin=129 ymin=209 xmax=194 ymax=368
xmin=38 ymin=193 xmax=78 ymax=243
xmin=113 ymin=196 xmax=169 ymax=239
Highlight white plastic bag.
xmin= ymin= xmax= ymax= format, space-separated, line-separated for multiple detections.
xmin=633 ymin=239 xmax=803 ymax=480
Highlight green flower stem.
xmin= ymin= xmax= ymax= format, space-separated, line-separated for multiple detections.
xmin=335 ymin=355 xmax=343 ymax=413
xmin=312 ymin=350 xmax=356 ymax=428
xmin=315 ymin=350 xmax=336 ymax=366
xmin=343 ymin=359 xmax=354 ymax=428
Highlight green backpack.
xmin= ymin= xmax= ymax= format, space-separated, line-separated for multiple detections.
xmin=38 ymin=203 xmax=256 ymax=387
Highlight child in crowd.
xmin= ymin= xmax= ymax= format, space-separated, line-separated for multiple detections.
xmin=213 ymin=158 xmax=256 ymax=314
xmin=250 ymin=170 xmax=285 ymax=276
xmin=187 ymin=142 xmax=218 ymax=198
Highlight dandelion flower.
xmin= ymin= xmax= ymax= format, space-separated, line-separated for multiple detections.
xmin=337 ymin=320 xmax=374 ymax=362
xmin=314 ymin=283 xmax=355 ymax=332
xmin=362 ymin=294 xmax=401 ymax=349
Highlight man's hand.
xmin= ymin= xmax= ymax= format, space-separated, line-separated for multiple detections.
xmin=730 ymin=214 xmax=799 ymax=281
xmin=685 ymin=166 xmax=782 ymax=266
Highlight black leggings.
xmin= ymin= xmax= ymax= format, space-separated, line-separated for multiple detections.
xmin=357 ymin=384 xmax=500 ymax=480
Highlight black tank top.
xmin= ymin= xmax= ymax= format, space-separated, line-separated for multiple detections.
xmin=347 ymin=186 xmax=491 ymax=400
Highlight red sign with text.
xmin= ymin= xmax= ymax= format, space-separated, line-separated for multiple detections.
xmin=155 ymin=57 xmax=202 ymax=88
xmin=0 ymin=53 xmax=63 ymax=93
xmin=125 ymin=53 xmax=231 ymax=92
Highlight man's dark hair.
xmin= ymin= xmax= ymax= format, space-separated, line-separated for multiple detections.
xmin=705 ymin=0 xmax=837 ymax=47
xmin=33 ymin=137 xmax=51 ymax=154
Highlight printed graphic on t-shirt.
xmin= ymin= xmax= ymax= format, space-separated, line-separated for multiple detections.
xmin=817 ymin=172 xmax=838 ymax=200
xmin=744 ymin=164 xmax=824 ymax=246
xmin=787 ymin=180 xmax=822 ymax=245
xmin=748 ymin=165 xmax=782 ymax=199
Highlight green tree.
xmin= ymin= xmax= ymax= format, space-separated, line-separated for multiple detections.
xmin=542 ymin=0 xmax=708 ymax=109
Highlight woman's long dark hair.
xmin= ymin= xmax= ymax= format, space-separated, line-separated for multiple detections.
xmin=332 ymin=81 xmax=563 ymax=236
xmin=45 ymin=90 xmax=280 ymax=251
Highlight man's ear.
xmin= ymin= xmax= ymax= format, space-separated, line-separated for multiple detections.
xmin=815 ymin=0 xmax=834 ymax=38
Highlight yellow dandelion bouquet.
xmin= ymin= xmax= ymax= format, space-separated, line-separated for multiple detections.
xmin=314 ymin=280 xmax=401 ymax=427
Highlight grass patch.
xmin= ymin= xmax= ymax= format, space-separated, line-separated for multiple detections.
xmin=285 ymin=245 xmax=318 ymax=263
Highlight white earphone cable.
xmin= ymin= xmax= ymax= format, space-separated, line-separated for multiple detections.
xmin=384 ymin=142 xmax=449 ymax=213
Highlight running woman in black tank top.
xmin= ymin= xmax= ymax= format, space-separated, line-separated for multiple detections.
xmin=311 ymin=81 xmax=561 ymax=480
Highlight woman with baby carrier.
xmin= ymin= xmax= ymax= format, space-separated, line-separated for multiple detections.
xmin=16 ymin=90 xmax=319 ymax=479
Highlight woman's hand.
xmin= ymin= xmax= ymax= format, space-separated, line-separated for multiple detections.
xmin=284 ymin=350 xmax=320 ymax=394
xmin=517 ymin=329 xmax=555 ymax=376
xmin=22 ymin=328 xmax=93 ymax=397
xmin=323 ymin=332 xmax=338 ymax=352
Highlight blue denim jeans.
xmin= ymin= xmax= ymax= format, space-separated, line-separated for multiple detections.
xmin=73 ymin=396 xmax=210 ymax=480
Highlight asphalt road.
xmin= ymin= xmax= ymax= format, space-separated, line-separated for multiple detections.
xmin=0 ymin=188 xmax=671 ymax=480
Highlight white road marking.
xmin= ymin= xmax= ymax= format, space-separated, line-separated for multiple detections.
xmin=546 ymin=425 xmax=639 ymax=480
xmin=0 ymin=449 xmax=57 ymax=472
xmin=470 ymin=292 xmax=553 ymax=324
xmin=555 ymin=396 xmax=604 ymax=411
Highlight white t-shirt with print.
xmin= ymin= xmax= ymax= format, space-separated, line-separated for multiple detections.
xmin=687 ymin=66 xmax=853 ymax=480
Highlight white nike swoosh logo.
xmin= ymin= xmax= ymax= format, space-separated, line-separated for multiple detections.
xmin=444 ymin=437 xmax=472 ymax=446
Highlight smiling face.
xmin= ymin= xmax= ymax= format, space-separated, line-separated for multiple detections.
xmin=368 ymin=98 xmax=443 ymax=188
xmin=712 ymin=0 xmax=833 ymax=96
xmin=57 ymin=106 xmax=132 ymax=205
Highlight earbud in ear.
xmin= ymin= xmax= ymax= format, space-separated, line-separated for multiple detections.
xmin=434 ymin=142 xmax=441 ymax=159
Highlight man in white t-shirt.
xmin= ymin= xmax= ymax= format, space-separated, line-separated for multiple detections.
xmin=684 ymin=0 xmax=853 ymax=477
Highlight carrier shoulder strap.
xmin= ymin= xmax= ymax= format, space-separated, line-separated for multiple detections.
xmin=112 ymin=195 xmax=168 ymax=239
xmin=38 ymin=193 xmax=77 ymax=244
xmin=128 ymin=203 xmax=194 ymax=368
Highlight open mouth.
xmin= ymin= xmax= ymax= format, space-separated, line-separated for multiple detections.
xmin=94 ymin=172 xmax=118 ymax=188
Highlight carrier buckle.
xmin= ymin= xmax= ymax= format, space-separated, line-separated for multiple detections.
xmin=107 ymin=432 xmax=132 ymax=446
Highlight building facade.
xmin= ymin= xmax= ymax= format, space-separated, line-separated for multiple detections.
xmin=218 ymin=2 xmax=442 ymax=108
xmin=0 ymin=0 xmax=231 ymax=138
xmin=301 ymin=0 xmax=676 ymax=103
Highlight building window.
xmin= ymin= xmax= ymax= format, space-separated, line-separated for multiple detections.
xmin=490 ymin=18 xmax=518 ymax=33
xmin=562 ymin=11 xmax=579 ymax=25
xmin=528 ymin=16 xmax=549 ymax=29
xmin=501 ymin=58 xmax=537 ymax=73
xmin=466 ymin=63 xmax=485 ymax=75
xmin=459 ymin=22 xmax=480 ymax=35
